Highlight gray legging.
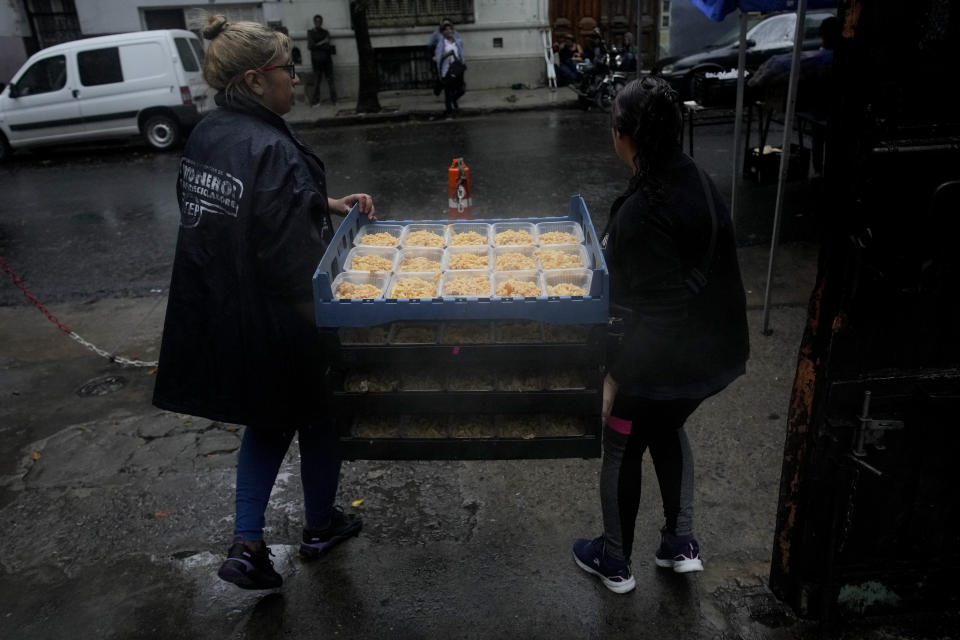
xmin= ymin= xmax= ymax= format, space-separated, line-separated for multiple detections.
xmin=600 ymin=395 xmax=703 ymax=562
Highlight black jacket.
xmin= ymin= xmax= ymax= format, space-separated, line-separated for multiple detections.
xmin=602 ymin=148 xmax=749 ymax=399
xmin=153 ymin=93 xmax=335 ymax=426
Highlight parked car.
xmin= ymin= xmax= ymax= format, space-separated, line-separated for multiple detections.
xmin=653 ymin=10 xmax=835 ymax=101
xmin=0 ymin=29 xmax=211 ymax=162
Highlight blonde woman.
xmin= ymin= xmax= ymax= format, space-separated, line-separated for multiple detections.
xmin=154 ymin=14 xmax=375 ymax=590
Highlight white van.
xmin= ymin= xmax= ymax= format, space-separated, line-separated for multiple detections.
xmin=0 ymin=29 xmax=211 ymax=161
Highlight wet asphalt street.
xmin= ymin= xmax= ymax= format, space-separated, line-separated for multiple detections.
xmin=0 ymin=110 xmax=818 ymax=306
xmin=0 ymin=110 xmax=871 ymax=640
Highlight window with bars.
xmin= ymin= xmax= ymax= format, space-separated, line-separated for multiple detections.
xmin=375 ymin=46 xmax=436 ymax=90
xmin=27 ymin=0 xmax=81 ymax=49
xmin=367 ymin=0 xmax=474 ymax=28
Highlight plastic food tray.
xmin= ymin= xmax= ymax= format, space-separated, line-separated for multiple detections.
xmin=442 ymin=245 xmax=492 ymax=271
xmin=535 ymin=221 xmax=584 ymax=245
xmin=342 ymin=246 xmax=399 ymax=274
xmin=352 ymin=223 xmax=403 ymax=248
xmin=313 ymin=195 xmax=609 ymax=326
xmin=491 ymin=221 xmax=537 ymax=246
xmin=445 ymin=222 xmax=492 ymax=246
xmin=399 ymin=224 xmax=446 ymax=248
xmin=534 ymin=244 xmax=592 ymax=270
xmin=492 ymin=271 xmax=545 ymax=299
xmin=396 ymin=247 xmax=444 ymax=273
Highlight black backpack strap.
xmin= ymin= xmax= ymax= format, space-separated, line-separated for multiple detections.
xmin=685 ymin=167 xmax=719 ymax=294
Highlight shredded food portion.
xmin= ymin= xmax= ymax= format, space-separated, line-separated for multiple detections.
xmin=444 ymin=275 xmax=491 ymax=296
xmin=398 ymin=256 xmax=442 ymax=273
xmin=350 ymin=254 xmax=394 ymax=272
xmin=448 ymin=253 xmax=489 ymax=269
xmin=494 ymin=229 xmax=535 ymax=245
xmin=335 ymin=282 xmax=383 ymax=299
xmin=534 ymin=249 xmax=584 ymax=269
xmin=390 ymin=277 xmax=437 ymax=298
xmin=494 ymin=252 xmax=536 ymax=271
xmin=495 ymin=279 xmax=541 ymax=297
xmin=547 ymin=282 xmax=588 ymax=296
xmin=404 ymin=230 xmax=444 ymax=247
xmin=359 ymin=231 xmax=399 ymax=246
xmin=539 ymin=231 xmax=580 ymax=245
xmin=450 ymin=230 xmax=487 ymax=246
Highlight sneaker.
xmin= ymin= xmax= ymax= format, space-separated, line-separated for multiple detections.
xmin=299 ymin=507 xmax=362 ymax=559
xmin=572 ymin=536 xmax=636 ymax=594
xmin=217 ymin=541 xmax=283 ymax=590
xmin=654 ymin=530 xmax=704 ymax=573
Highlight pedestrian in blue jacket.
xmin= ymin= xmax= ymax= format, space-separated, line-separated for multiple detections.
xmin=154 ymin=14 xmax=375 ymax=590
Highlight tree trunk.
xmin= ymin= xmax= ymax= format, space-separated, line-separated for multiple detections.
xmin=350 ymin=1 xmax=381 ymax=113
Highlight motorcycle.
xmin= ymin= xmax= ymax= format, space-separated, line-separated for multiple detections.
xmin=570 ymin=29 xmax=629 ymax=111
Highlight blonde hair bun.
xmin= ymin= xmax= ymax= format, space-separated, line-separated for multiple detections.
xmin=203 ymin=15 xmax=229 ymax=41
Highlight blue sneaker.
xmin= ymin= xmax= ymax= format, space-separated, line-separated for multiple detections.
xmin=299 ymin=507 xmax=362 ymax=560
xmin=572 ymin=536 xmax=636 ymax=594
xmin=654 ymin=530 xmax=704 ymax=573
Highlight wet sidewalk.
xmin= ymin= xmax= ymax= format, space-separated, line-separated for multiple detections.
xmin=284 ymin=85 xmax=582 ymax=127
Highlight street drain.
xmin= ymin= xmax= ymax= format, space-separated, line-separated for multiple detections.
xmin=76 ymin=375 xmax=126 ymax=397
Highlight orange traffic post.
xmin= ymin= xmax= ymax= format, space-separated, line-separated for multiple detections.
xmin=447 ymin=157 xmax=473 ymax=219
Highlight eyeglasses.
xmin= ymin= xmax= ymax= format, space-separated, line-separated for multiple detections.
xmin=259 ymin=63 xmax=296 ymax=79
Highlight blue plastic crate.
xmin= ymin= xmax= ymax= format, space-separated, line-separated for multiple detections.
xmin=312 ymin=195 xmax=609 ymax=327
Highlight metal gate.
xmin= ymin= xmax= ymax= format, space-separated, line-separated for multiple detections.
xmin=375 ymin=46 xmax=435 ymax=91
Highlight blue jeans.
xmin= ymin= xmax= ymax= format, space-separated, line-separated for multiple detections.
xmin=233 ymin=421 xmax=342 ymax=542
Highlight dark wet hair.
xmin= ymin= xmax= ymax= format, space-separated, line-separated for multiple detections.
xmin=611 ymin=76 xmax=682 ymax=205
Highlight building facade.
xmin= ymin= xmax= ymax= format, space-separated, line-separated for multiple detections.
xmin=1 ymin=0 xmax=555 ymax=94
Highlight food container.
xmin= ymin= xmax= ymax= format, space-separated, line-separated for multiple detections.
xmin=396 ymin=247 xmax=444 ymax=273
xmin=443 ymin=245 xmax=492 ymax=271
xmin=535 ymin=221 xmax=584 ymax=245
xmin=445 ymin=222 xmax=492 ymax=247
xmin=491 ymin=245 xmax=538 ymax=271
xmin=330 ymin=272 xmax=390 ymax=299
xmin=387 ymin=272 xmax=440 ymax=299
xmin=492 ymin=270 xmax=545 ymax=299
xmin=342 ymin=246 xmax=399 ymax=274
xmin=352 ymin=223 xmax=403 ymax=247
xmin=542 ymin=268 xmax=594 ymax=297
xmin=440 ymin=322 xmax=494 ymax=344
xmin=439 ymin=271 xmax=493 ymax=299
xmin=400 ymin=223 xmax=446 ymax=248
xmin=491 ymin=221 xmax=537 ymax=246
xmin=534 ymin=244 xmax=591 ymax=271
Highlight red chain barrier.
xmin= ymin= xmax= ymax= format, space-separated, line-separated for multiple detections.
xmin=0 ymin=255 xmax=73 ymax=334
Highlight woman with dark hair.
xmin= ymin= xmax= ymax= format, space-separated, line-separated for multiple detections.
xmin=572 ymin=76 xmax=749 ymax=594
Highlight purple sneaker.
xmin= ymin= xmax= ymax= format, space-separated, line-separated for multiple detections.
xmin=654 ymin=530 xmax=704 ymax=573
xmin=299 ymin=508 xmax=362 ymax=560
xmin=217 ymin=541 xmax=282 ymax=590
xmin=573 ymin=536 xmax=636 ymax=594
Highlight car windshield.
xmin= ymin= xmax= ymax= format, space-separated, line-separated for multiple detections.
xmin=707 ymin=15 xmax=765 ymax=48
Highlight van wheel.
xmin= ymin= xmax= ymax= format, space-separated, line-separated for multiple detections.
xmin=0 ymin=132 xmax=11 ymax=163
xmin=142 ymin=114 xmax=181 ymax=150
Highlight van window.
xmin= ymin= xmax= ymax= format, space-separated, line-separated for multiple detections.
xmin=15 ymin=55 xmax=67 ymax=95
xmin=79 ymin=47 xmax=123 ymax=86
xmin=189 ymin=38 xmax=205 ymax=65
xmin=120 ymin=42 xmax=166 ymax=79
xmin=174 ymin=37 xmax=199 ymax=72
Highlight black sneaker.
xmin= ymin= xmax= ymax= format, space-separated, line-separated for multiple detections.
xmin=217 ymin=541 xmax=283 ymax=590
xmin=299 ymin=507 xmax=362 ymax=559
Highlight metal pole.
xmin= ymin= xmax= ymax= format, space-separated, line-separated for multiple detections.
xmin=636 ymin=0 xmax=642 ymax=75
xmin=761 ymin=0 xmax=807 ymax=335
xmin=730 ymin=10 xmax=749 ymax=226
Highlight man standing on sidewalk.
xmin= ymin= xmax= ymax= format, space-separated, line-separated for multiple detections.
xmin=307 ymin=14 xmax=337 ymax=106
